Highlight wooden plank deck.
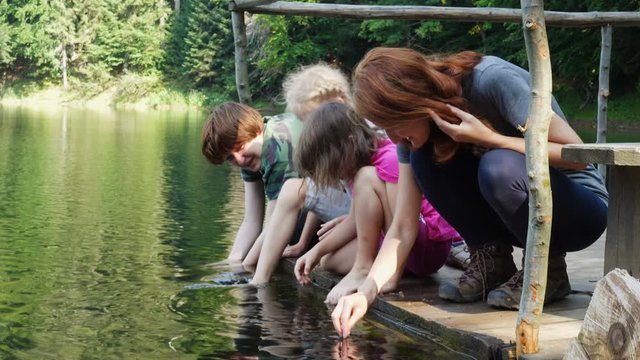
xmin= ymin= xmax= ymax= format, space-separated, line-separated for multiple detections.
xmin=281 ymin=233 xmax=606 ymax=359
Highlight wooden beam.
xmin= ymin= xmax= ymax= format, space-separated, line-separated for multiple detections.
xmin=596 ymin=25 xmax=612 ymax=178
xmin=229 ymin=0 xmax=276 ymax=11
xmin=231 ymin=10 xmax=252 ymax=104
xmin=235 ymin=2 xmax=640 ymax=28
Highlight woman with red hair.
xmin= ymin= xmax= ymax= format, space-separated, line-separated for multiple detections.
xmin=331 ymin=47 xmax=608 ymax=338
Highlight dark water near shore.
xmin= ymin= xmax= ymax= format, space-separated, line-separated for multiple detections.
xmin=0 ymin=106 xmax=469 ymax=359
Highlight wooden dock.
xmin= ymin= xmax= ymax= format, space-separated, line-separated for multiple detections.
xmin=281 ymin=234 xmax=607 ymax=359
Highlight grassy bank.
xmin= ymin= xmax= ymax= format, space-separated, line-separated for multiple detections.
xmin=556 ymin=89 xmax=640 ymax=124
xmin=0 ymin=74 xmax=233 ymax=110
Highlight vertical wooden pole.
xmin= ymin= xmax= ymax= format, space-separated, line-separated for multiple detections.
xmin=596 ymin=25 xmax=612 ymax=178
xmin=231 ymin=8 xmax=252 ymax=104
xmin=517 ymin=0 xmax=554 ymax=356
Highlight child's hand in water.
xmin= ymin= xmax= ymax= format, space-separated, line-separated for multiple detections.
xmin=294 ymin=248 xmax=321 ymax=285
xmin=331 ymin=292 xmax=369 ymax=338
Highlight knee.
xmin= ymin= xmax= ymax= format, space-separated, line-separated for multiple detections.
xmin=353 ymin=166 xmax=383 ymax=196
xmin=478 ymin=149 xmax=527 ymax=203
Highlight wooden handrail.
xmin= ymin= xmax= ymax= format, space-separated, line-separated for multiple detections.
xmin=233 ymin=2 xmax=640 ymax=28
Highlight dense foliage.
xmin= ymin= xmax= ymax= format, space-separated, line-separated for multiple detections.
xmin=1 ymin=0 xmax=639 ymax=103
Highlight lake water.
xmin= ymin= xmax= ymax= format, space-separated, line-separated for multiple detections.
xmin=0 ymin=106 xmax=469 ymax=359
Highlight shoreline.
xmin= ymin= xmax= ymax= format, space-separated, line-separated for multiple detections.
xmin=0 ymin=84 xmax=207 ymax=111
xmin=3 ymin=97 xmax=640 ymax=135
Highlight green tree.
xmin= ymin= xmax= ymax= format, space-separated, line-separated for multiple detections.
xmin=89 ymin=0 xmax=167 ymax=75
xmin=0 ymin=0 xmax=14 ymax=70
xmin=182 ymin=0 xmax=234 ymax=88
xmin=6 ymin=0 xmax=59 ymax=79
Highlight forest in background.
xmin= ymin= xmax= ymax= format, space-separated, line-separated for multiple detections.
xmin=1 ymin=0 xmax=639 ymax=116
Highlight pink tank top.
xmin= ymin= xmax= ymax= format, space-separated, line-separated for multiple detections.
xmin=371 ymin=138 xmax=459 ymax=242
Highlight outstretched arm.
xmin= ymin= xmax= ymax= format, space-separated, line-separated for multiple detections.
xmin=242 ymin=198 xmax=276 ymax=267
xmin=250 ymin=178 xmax=306 ymax=284
xmin=228 ymin=180 xmax=265 ymax=262
xmin=294 ymin=209 xmax=356 ymax=285
xmin=332 ymin=164 xmax=421 ymax=337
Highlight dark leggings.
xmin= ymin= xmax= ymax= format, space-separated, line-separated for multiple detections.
xmin=410 ymin=145 xmax=607 ymax=256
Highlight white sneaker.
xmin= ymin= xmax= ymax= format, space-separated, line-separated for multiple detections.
xmin=446 ymin=243 xmax=470 ymax=270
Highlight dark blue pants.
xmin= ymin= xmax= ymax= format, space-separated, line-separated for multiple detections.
xmin=410 ymin=145 xmax=607 ymax=256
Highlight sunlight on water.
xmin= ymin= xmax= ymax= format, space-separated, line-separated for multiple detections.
xmin=0 ymin=106 xmax=471 ymax=359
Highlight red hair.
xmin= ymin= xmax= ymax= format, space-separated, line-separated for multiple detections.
xmin=353 ymin=47 xmax=483 ymax=162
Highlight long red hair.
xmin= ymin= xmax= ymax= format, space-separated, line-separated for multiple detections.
xmin=353 ymin=47 xmax=483 ymax=163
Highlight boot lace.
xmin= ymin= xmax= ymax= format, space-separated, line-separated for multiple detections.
xmin=458 ymin=245 xmax=496 ymax=298
xmin=504 ymin=269 xmax=524 ymax=291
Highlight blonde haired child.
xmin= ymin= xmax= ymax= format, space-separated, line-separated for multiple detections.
xmin=249 ymin=64 xmax=353 ymax=284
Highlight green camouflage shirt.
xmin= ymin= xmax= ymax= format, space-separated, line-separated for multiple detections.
xmin=240 ymin=113 xmax=303 ymax=200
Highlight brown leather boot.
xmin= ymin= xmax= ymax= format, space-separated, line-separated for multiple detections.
xmin=486 ymin=253 xmax=572 ymax=310
xmin=439 ymin=242 xmax=517 ymax=303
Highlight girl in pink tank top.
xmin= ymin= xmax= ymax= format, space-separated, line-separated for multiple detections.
xmin=293 ymin=102 xmax=461 ymax=305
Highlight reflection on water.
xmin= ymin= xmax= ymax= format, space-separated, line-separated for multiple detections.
xmin=172 ymin=272 xmax=466 ymax=359
xmin=0 ymin=106 xmax=468 ymax=359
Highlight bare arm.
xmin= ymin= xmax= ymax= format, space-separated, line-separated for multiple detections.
xmin=294 ymin=204 xmax=357 ymax=285
xmin=251 ymin=178 xmax=308 ymax=283
xmin=332 ymin=164 xmax=422 ymax=337
xmin=283 ymin=211 xmax=321 ymax=258
xmin=227 ymin=180 xmax=265 ymax=262
xmin=242 ymin=198 xmax=276 ymax=266
xmin=310 ymin=203 xmax=356 ymax=257
xmin=433 ymin=106 xmax=586 ymax=170
xmin=356 ymin=164 xmax=422 ymax=302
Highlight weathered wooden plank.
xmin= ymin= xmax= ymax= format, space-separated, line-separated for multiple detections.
xmin=605 ymin=166 xmax=640 ymax=276
xmin=233 ymin=0 xmax=276 ymax=8
xmin=236 ymin=2 xmax=640 ymax=27
xmin=562 ymin=143 xmax=640 ymax=166
xmin=565 ymin=269 xmax=640 ymax=359
xmin=564 ymin=338 xmax=589 ymax=360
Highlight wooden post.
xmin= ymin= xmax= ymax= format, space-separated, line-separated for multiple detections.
xmin=517 ymin=0 xmax=554 ymax=356
xmin=231 ymin=8 xmax=252 ymax=104
xmin=596 ymin=25 xmax=612 ymax=178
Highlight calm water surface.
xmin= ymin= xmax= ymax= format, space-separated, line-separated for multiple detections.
xmin=0 ymin=106 xmax=469 ymax=359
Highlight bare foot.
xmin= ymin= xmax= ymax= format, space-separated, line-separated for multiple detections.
xmin=325 ymin=268 xmax=369 ymax=304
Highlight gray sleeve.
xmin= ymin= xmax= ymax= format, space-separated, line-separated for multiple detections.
xmin=396 ymin=143 xmax=410 ymax=164
xmin=483 ymin=64 xmax=567 ymax=128
xmin=484 ymin=66 xmax=531 ymax=129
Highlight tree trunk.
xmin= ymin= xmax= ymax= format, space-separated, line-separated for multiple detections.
xmin=517 ymin=0 xmax=554 ymax=356
xmin=61 ymin=42 xmax=68 ymax=89
xmin=175 ymin=0 xmax=180 ymax=14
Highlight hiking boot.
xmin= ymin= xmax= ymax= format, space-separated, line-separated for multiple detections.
xmin=439 ymin=242 xmax=517 ymax=303
xmin=446 ymin=242 xmax=471 ymax=270
xmin=487 ymin=254 xmax=572 ymax=310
